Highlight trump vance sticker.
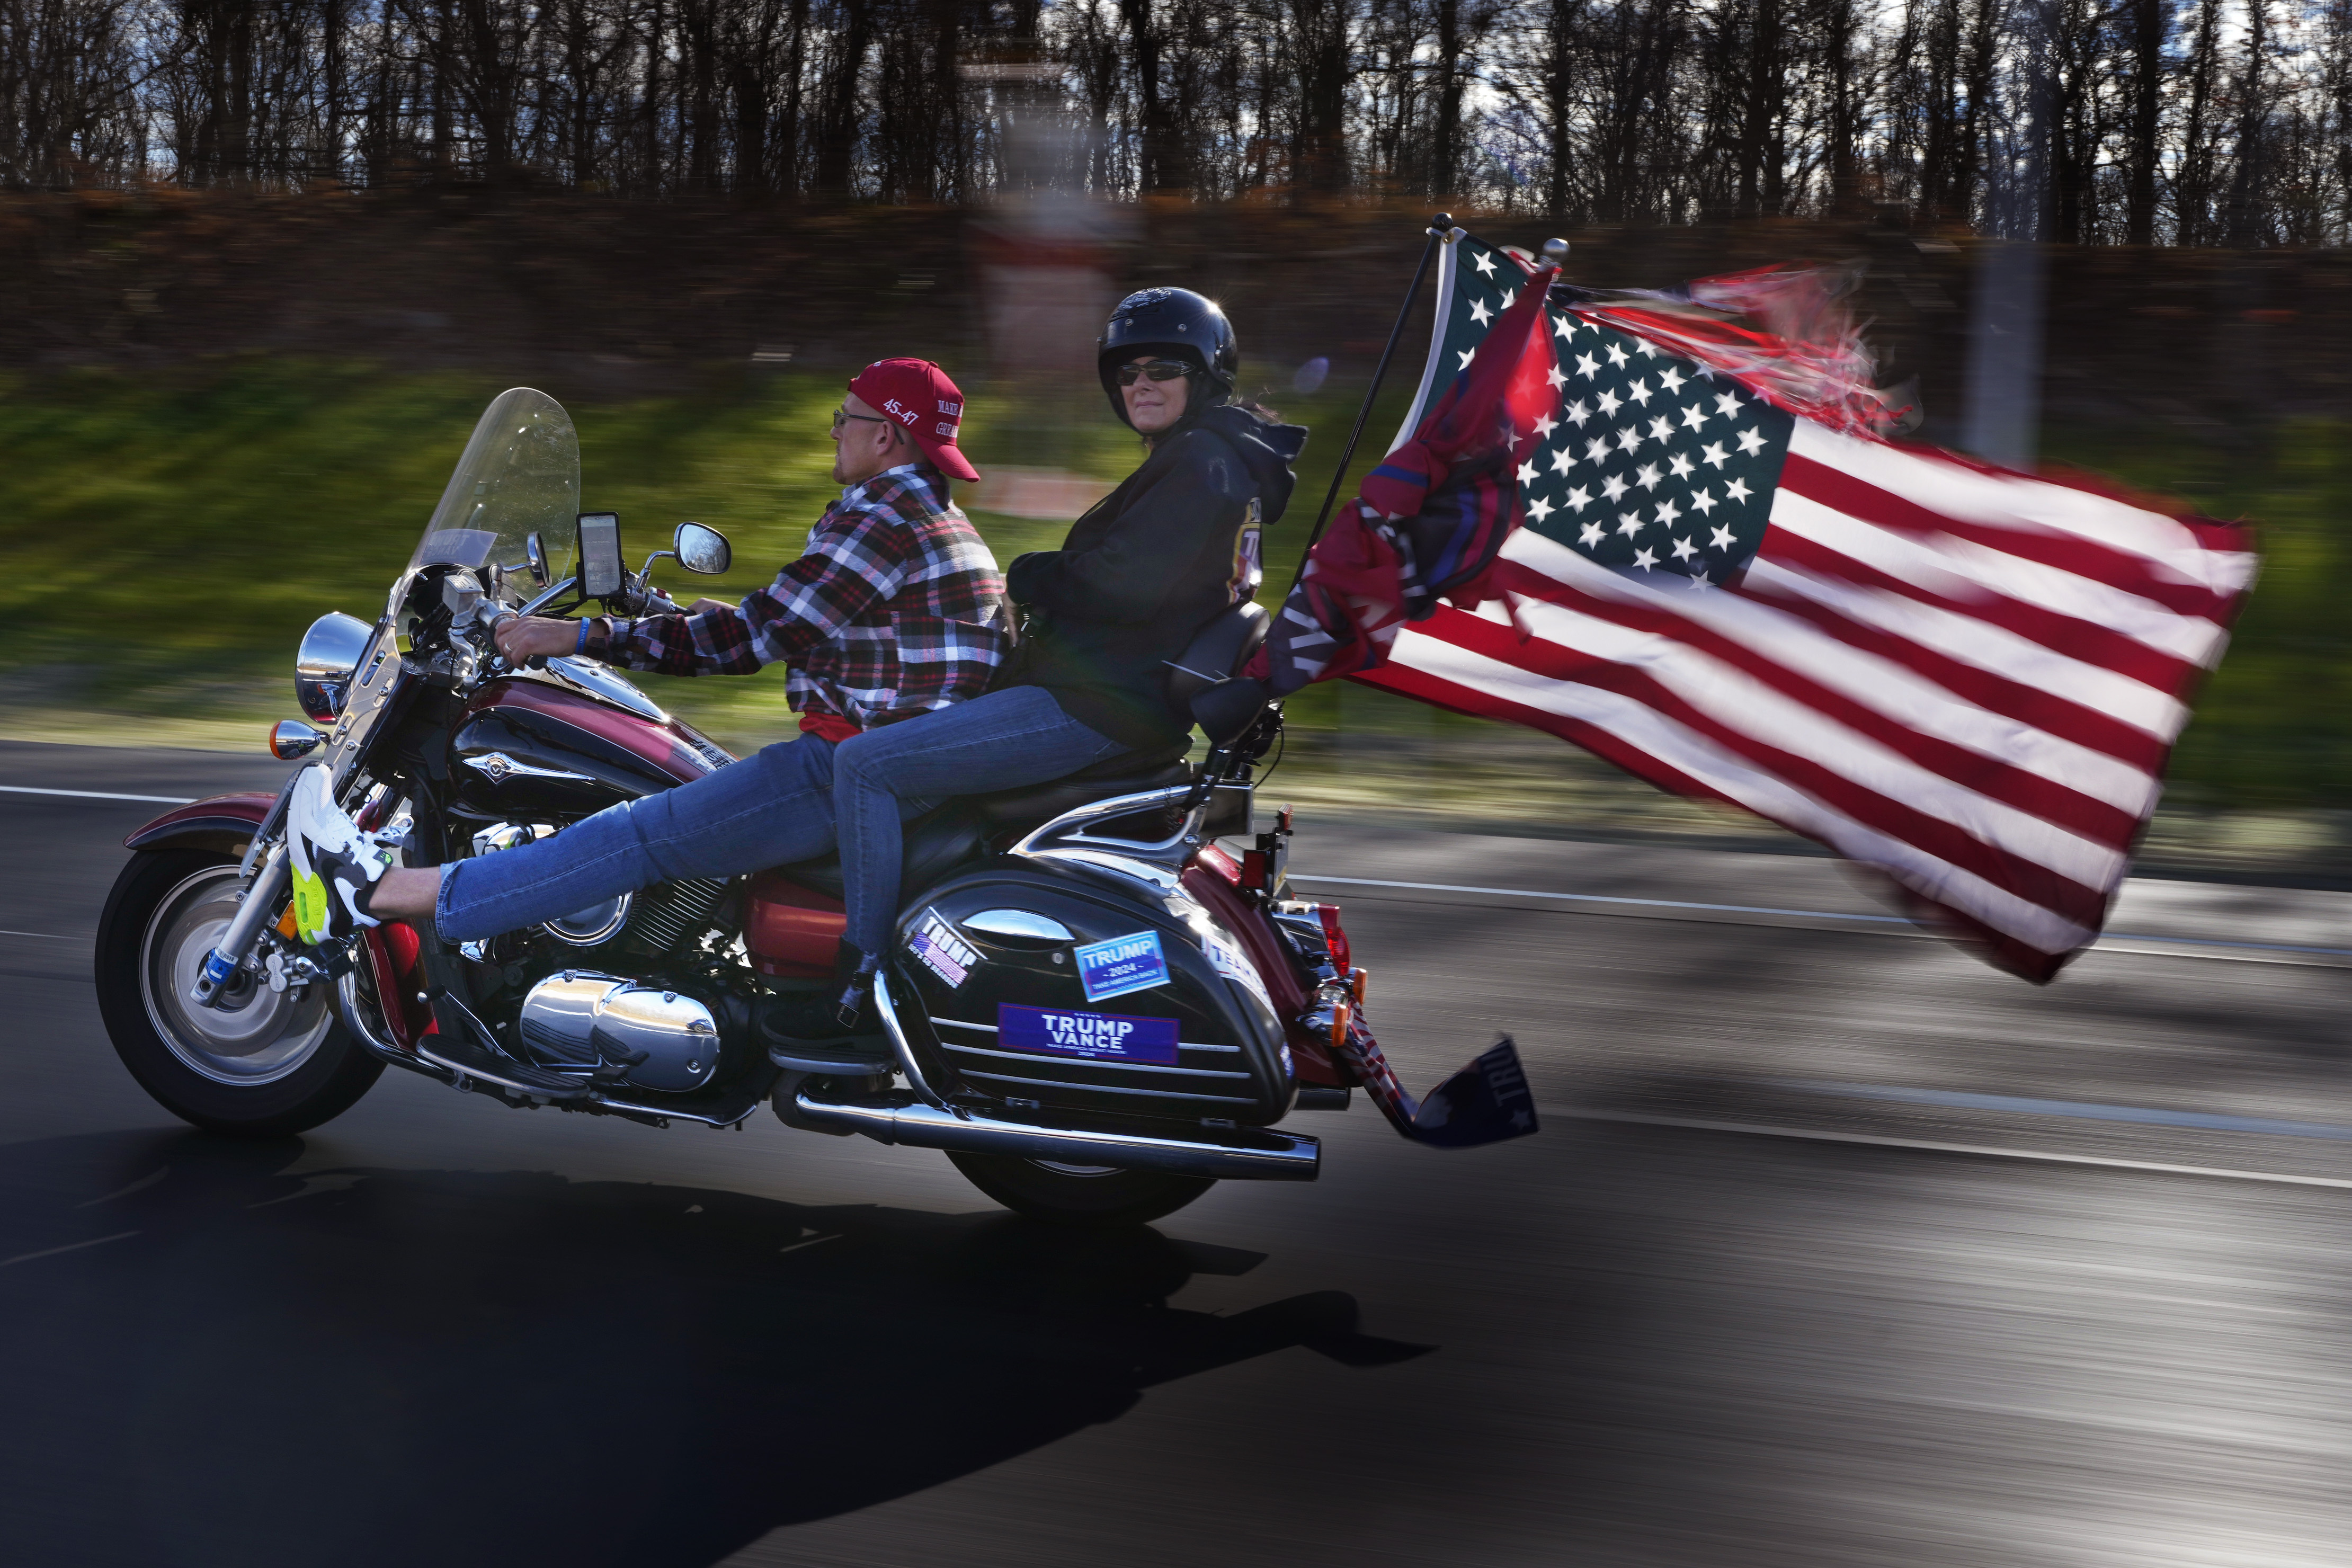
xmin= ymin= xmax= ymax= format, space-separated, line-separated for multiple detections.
xmin=997 ymin=1003 xmax=1181 ymax=1065
xmin=1072 ymin=930 xmax=1170 ymax=1002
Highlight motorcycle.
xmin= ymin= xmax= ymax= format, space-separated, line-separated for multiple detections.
xmin=95 ymin=388 xmax=1537 ymax=1227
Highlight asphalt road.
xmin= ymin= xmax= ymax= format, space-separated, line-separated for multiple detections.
xmin=7 ymin=736 xmax=2352 ymax=1567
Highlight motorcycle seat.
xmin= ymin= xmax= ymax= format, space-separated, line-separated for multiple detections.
xmin=764 ymin=745 xmax=1193 ymax=902
xmin=964 ymin=746 xmax=1193 ymax=831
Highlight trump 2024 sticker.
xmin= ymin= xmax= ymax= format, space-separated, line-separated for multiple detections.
xmin=1072 ymin=930 xmax=1169 ymax=1002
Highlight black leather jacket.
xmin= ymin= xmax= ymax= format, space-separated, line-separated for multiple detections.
xmin=1003 ymin=404 xmax=1308 ymax=752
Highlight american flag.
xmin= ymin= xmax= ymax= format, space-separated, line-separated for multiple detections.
xmin=1298 ymin=231 xmax=2258 ymax=982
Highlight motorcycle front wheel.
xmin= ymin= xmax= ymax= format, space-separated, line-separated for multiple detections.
xmin=95 ymin=849 xmax=384 ymax=1137
xmin=947 ymin=1151 xmax=1214 ymax=1228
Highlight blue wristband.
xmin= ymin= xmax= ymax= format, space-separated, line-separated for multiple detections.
xmin=575 ymin=619 xmax=589 ymax=656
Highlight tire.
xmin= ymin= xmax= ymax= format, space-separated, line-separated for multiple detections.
xmin=947 ymin=1150 xmax=1215 ymax=1228
xmin=95 ymin=849 xmax=384 ymax=1137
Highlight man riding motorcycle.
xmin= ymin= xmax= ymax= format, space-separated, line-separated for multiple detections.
xmin=827 ymin=288 xmax=1308 ymax=1024
xmin=285 ymin=358 xmax=1009 ymax=977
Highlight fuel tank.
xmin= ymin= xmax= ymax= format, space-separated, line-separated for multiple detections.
xmin=450 ymin=670 xmax=732 ymax=820
xmin=887 ymin=860 xmax=1297 ymax=1127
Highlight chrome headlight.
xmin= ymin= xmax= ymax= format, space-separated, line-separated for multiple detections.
xmin=296 ymin=611 xmax=375 ymax=724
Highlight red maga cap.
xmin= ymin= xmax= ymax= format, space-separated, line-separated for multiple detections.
xmin=845 ymin=358 xmax=979 ymax=483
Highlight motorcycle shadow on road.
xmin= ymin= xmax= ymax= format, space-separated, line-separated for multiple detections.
xmin=0 ymin=1127 xmax=1427 ymax=1568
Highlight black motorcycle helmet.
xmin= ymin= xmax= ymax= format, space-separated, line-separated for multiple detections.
xmin=1097 ymin=288 xmax=1240 ymax=427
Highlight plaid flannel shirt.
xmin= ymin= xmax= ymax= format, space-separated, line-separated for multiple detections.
xmin=607 ymin=464 xmax=1009 ymax=728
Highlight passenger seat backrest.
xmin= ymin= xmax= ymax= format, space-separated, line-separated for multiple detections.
xmin=1166 ymin=601 xmax=1270 ymax=707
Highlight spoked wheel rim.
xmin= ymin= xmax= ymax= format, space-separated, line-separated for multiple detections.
xmin=139 ymin=865 xmax=334 ymax=1088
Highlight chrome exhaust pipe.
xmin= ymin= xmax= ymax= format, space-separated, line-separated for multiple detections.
xmin=791 ymin=1088 xmax=1321 ymax=1181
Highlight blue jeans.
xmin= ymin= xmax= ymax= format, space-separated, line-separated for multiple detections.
xmin=833 ymin=687 xmax=1127 ymax=963
xmin=436 ymin=732 xmax=851 ymax=943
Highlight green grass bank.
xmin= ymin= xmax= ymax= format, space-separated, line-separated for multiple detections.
xmin=2 ymin=360 xmax=2345 ymax=870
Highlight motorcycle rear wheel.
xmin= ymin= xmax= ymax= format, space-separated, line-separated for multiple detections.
xmin=96 ymin=849 xmax=384 ymax=1137
xmin=947 ymin=1151 xmax=1214 ymax=1228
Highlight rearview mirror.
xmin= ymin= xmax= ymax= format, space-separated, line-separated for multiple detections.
xmin=524 ymin=531 xmax=550 ymax=587
xmin=674 ymin=521 xmax=731 ymax=576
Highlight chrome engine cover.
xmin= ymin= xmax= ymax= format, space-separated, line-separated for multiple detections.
xmin=517 ymin=970 xmax=720 ymax=1092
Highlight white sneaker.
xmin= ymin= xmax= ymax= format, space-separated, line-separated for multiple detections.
xmin=286 ymin=765 xmax=395 ymax=945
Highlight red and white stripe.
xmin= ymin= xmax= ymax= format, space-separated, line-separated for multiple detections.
xmin=1357 ymin=418 xmax=2257 ymax=981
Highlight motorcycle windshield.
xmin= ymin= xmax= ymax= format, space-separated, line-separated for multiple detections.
xmin=409 ymin=388 xmax=582 ymax=603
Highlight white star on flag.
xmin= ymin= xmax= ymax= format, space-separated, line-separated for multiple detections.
xmin=1616 ymin=511 xmax=1643 ymax=537
xmin=1560 ymin=402 xmax=1586 ymax=429
xmin=1668 ymin=453 xmax=1694 ymax=478
xmin=1700 ymin=441 xmax=1729 ymax=468
xmin=1725 ymin=477 xmax=1752 ymax=502
xmin=1713 ymin=390 xmax=1742 ymax=417
xmin=1708 ymin=523 xmax=1735 ymax=548
xmin=1680 ymin=405 xmax=1710 ymax=430
xmin=1614 ymin=427 xmax=1641 ymax=454
xmin=1578 ymin=520 xmax=1605 ymax=547
xmin=1670 ymin=535 xmax=1698 ymax=561
xmin=1596 ymin=389 xmax=1622 ymax=417
xmin=1646 ymin=415 xmax=1676 ymax=444
xmin=1517 ymin=457 xmax=1538 ymax=484
xmin=1654 ymin=498 xmax=1681 ymax=527
xmin=1634 ymin=462 xmax=1662 ymax=491
xmin=1468 ymin=297 xmax=1493 ymax=327
xmin=1659 ymin=367 xmax=1685 ymax=393
xmin=1536 ymin=410 xmax=1561 ymax=436
xmin=1583 ymin=436 xmax=1611 ymax=464
xmin=1627 ymin=379 xmax=1653 ymax=406
xmin=1606 ymin=343 xmax=1629 ymax=368
xmin=1600 ymin=475 xmax=1629 ymax=502
xmin=1737 ymin=426 xmax=1768 ymax=456
xmin=1565 ymin=485 xmax=1591 ymax=512
xmin=1552 ymin=315 xmax=1574 ymax=339
xmin=1690 ymin=488 xmax=1718 ymax=515
xmin=1544 ymin=362 xmax=1567 ymax=389
xmin=1526 ymin=494 xmax=1555 ymax=522
xmin=1633 ymin=546 xmax=1658 ymax=568
xmin=1548 ymin=447 xmax=1575 ymax=476
xmin=1575 ymin=353 xmax=1600 ymax=379
xmin=1472 ymin=251 xmax=1496 ymax=276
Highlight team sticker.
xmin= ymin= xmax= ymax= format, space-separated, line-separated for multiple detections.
xmin=910 ymin=911 xmax=979 ymax=988
xmin=1201 ymin=931 xmax=1273 ymax=1011
xmin=1072 ymin=930 xmax=1170 ymax=1002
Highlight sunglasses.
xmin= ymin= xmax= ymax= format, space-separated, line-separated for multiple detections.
xmin=831 ymin=406 xmax=889 ymax=433
xmin=1116 ymin=360 xmax=1195 ymax=387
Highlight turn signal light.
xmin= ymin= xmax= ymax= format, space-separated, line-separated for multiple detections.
xmin=268 ymin=719 xmax=325 ymax=761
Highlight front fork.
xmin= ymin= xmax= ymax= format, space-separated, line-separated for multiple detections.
xmin=191 ymin=842 xmax=291 ymax=1008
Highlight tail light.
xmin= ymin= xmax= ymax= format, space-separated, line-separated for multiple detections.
xmin=1314 ymin=904 xmax=1351 ymax=976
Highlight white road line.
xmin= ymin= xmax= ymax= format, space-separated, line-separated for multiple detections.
xmin=0 ymin=785 xmax=195 ymax=804
xmin=1558 ymin=1107 xmax=2352 ymax=1191
xmin=1781 ymin=1080 xmax=2352 ymax=1141
xmin=0 ymin=1230 xmax=140 ymax=1269
xmin=1290 ymin=871 xmax=2352 ymax=964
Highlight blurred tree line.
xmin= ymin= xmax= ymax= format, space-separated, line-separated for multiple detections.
xmin=2 ymin=0 xmax=2350 ymax=242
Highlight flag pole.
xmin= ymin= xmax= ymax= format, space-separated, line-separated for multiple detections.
xmin=1282 ymin=213 xmax=1454 ymax=599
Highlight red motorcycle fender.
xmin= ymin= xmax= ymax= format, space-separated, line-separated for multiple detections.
xmin=1180 ymin=856 xmax=1350 ymax=1089
xmin=122 ymin=791 xmax=276 ymax=856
